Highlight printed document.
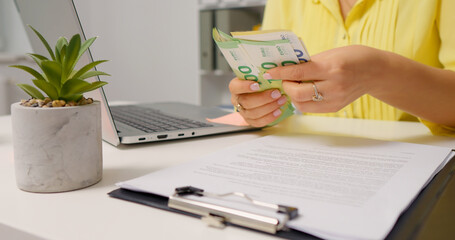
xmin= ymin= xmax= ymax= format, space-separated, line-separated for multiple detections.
xmin=117 ymin=134 xmax=453 ymax=240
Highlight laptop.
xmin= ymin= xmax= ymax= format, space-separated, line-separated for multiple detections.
xmin=14 ymin=0 xmax=255 ymax=146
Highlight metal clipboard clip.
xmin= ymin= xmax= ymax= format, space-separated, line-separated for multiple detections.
xmin=168 ymin=186 xmax=298 ymax=234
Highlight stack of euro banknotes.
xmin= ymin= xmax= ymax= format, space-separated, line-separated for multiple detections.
xmin=212 ymin=28 xmax=311 ymax=125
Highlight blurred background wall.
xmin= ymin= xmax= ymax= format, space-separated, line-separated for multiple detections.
xmin=0 ymin=0 xmax=265 ymax=115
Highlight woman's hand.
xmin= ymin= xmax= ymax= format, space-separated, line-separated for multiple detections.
xmin=229 ymin=78 xmax=288 ymax=127
xmin=230 ymin=44 xmax=455 ymax=127
xmin=267 ymin=45 xmax=386 ymax=113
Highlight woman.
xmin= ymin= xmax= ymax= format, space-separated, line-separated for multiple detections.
xmin=229 ymin=0 xmax=455 ymax=136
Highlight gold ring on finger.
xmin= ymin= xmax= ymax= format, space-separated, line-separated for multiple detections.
xmin=235 ymin=97 xmax=245 ymax=112
xmin=311 ymin=82 xmax=324 ymax=102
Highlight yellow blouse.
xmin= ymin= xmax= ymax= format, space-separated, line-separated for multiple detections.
xmin=262 ymin=0 xmax=455 ymax=136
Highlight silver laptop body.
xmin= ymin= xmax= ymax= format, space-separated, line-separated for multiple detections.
xmin=14 ymin=0 xmax=255 ymax=146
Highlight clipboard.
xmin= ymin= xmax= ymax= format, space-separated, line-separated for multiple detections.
xmin=108 ymin=153 xmax=455 ymax=239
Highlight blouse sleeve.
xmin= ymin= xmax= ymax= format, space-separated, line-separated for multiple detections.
xmin=437 ymin=0 xmax=455 ymax=71
xmin=420 ymin=0 xmax=455 ymax=137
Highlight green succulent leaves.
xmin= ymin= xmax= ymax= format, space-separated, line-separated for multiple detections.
xmin=10 ymin=25 xmax=109 ymax=102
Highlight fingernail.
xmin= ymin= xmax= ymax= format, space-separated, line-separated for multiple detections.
xmin=273 ymin=109 xmax=282 ymax=117
xmin=250 ymin=83 xmax=260 ymax=91
xmin=271 ymin=90 xmax=281 ymax=99
xmin=277 ymin=96 xmax=287 ymax=105
xmin=263 ymin=73 xmax=272 ymax=79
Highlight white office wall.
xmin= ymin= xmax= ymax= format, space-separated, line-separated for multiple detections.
xmin=73 ymin=0 xmax=201 ymax=104
xmin=0 ymin=0 xmax=32 ymax=53
xmin=0 ymin=0 xmax=31 ymax=115
xmin=0 ymin=0 xmax=200 ymax=107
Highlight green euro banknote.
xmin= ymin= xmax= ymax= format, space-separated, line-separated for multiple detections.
xmin=231 ymin=29 xmax=311 ymax=63
xmin=212 ymin=28 xmax=311 ymax=126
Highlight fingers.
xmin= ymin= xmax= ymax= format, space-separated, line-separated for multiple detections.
xmin=282 ymin=80 xmax=347 ymax=113
xmin=229 ymin=77 xmax=261 ymax=107
xmin=229 ymin=78 xmax=260 ymax=95
xmin=232 ymin=89 xmax=287 ymax=127
xmin=282 ymin=80 xmax=315 ymax=102
xmin=228 ymin=77 xmax=289 ymax=127
xmin=237 ymin=89 xmax=283 ymax=109
xmin=229 ymin=77 xmax=282 ymax=109
xmin=242 ymin=96 xmax=288 ymax=127
xmin=266 ymin=61 xmax=325 ymax=81
xmin=242 ymin=95 xmax=287 ymax=119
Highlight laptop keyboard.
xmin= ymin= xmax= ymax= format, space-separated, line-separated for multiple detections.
xmin=110 ymin=105 xmax=213 ymax=133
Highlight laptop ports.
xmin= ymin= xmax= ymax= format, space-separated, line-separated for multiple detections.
xmin=157 ymin=134 xmax=168 ymax=139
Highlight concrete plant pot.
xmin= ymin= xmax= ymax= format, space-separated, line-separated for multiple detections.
xmin=11 ymin=101 xmax=102 ymax=192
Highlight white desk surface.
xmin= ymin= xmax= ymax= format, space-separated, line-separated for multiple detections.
xmin=1 ymin=114 xmax=454 ymax=240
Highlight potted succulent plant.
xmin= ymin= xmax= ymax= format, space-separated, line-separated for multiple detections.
xmin=10 ymin=25 xmax=109 ymax=193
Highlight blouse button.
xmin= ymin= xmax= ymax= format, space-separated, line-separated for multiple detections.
xmin=312 ymin=0 xmax=320 ymax=4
